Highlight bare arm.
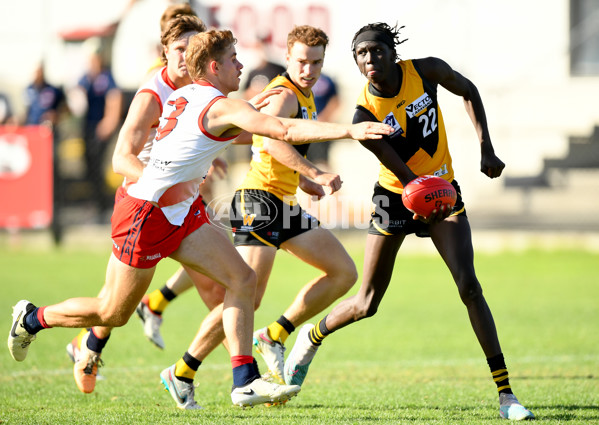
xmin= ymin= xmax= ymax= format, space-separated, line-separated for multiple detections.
xmin=416 ymin=57 xmax=505 ymax=178
xmin=112 ymin=92 xmax=161 ymax=182
xmin=355 ymin=108 xmax=417 ymax=186
xmin=205 ymin=97 xmax=392 ymax=144
xmin=262 ymin=137 xmax=342 ymax=193
xmin=259 ymin=88 xmax=323 ymax=179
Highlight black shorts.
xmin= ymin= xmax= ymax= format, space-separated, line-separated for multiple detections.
xmin=230 ymin=189 xmax=319 ymax=248
xmin=368 ymin=180 xmax=466 ymax=237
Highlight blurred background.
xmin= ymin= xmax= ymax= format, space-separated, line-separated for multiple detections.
xmin=0 ymin=0 xmax=598 ymax=252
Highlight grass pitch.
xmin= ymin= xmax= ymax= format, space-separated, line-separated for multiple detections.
xmin=0 ymin=232 xmax=598 ymax=424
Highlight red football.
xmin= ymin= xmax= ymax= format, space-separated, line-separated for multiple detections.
xmin=402 ymin=175 xmax=457 ymax=217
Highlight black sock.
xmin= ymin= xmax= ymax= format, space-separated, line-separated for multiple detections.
xmin=23 ymin=305 xmax=44 ymax=334
xmin=309 ymin=315 xmax=331 ymax=346
xmin=160 ymin=285 xmax=177 ymax=301
xmin=86 ymin=329 xmax=111 ymax=353
xmin=276 ymin=315 xmax=295 ymax=335
xmin=175 ymin=351 xmax=202 ymax=383
xmin=487 ymin=353 xmax=513 ymax=395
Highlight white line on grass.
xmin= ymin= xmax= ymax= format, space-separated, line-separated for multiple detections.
xmin=4 ymin=353 xmax=597 ymax=379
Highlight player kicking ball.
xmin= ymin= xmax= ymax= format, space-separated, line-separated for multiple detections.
xmin=284 ymin=22 xmax=535 ymax=421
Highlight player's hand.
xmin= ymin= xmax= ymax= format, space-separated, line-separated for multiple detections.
xmin=480 ymin=150 xmax=505 ymax=179
xmin=349 ymin=122 xmax=394 ymax=140
xmin=299 ymin=176 xmax=326 ymax=200
xmin=248 ymin=88 xmax=283 ymax=111
xmin=413 ymin=203 xmax=452 ymax=223
xmin=313 ymin=171 xmax=342 ymax=195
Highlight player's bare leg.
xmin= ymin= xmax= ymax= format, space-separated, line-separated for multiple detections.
xmin=235 ymin=245 xmax=287 ymax=382
xmin=429 ymin=215 xmax=501 ymax=356
xmin=167 ymin=225 xmax=300 ymax=407
xmin=284 ymin=232 xmax=403 ymax=386
xmin=280 ymin=227 xmax=357 ymax=326
xmin=430 ymin=214 xmax=534 ymax=420
xmin=43 ymin=255 xmax=156 ymax=329
xmin=323 ymin=233 xmax=404 ymax=332
xmin=170 ymin=224 xmax=256 ymax=357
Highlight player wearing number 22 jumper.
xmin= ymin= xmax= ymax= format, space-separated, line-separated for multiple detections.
xmin=284 ymin=22 xmax=535 ymax=421
xmin=7 ymin=29 xmax=392 ymax=408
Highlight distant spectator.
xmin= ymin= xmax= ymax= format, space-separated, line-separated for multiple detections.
xmin=308 ymin=73 xmax=341 ymax=164
xmin=23 ymin=64 xmax=65 ymax=127
xmin=0 ymin=92 xmax=16 ymax=125
xmin=76 ymin=46 xmax=123 ymax=215
xmin=242 ymin=36 xmax=286 ymax=100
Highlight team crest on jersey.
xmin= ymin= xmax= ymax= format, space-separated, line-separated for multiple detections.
xmin=301 ymin=106 xmax=309 ymax=119
xmin=383 ymin=112 xmax=404 ymax=136
xmin=405 ymin=93 xmax=433 ymax=118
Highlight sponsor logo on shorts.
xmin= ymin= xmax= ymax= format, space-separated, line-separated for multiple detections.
xmin=380 ymin=219 xmax=407 ymax=228
xmin=207 ymin=192 xmax=279 ymax=232
xmin=405 ymin=93 xmax=432 ymax=118
xmin=242 ymin=213 xmax=256 ymax=228
xmin=142 ymin=253 xmax=162 ymax=262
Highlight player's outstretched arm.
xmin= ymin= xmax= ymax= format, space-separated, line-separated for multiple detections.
xmin=207 ymin=98 xmax=393 ymax=145
xmin=277 ymin=117 xmax=393 ymax=144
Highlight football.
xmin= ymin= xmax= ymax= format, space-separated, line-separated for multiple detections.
xmin=402 ymin=175 xmax=457 ymax=217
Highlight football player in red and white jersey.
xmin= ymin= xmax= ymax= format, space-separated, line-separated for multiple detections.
xmin=8 ymin=28 xmax=392 ymax=408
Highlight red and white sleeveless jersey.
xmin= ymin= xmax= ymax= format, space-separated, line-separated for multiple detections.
xmin=134 ymin=67 xmax=178 ymax=167
xmin=128 ymin=81 xmax=237 ymax=225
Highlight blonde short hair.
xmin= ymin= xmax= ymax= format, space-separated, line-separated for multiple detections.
xmin=185 ymin=30 xmax=237 ymax=80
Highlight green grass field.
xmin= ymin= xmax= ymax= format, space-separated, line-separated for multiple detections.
xmin=0 ymin=234 xmax=598 ymax=424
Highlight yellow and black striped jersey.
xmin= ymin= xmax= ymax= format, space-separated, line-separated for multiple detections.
xmin=237 ymin=73 xmax=318 ymax=201
xmin=355 ymin=60 xmax=454 ymax=194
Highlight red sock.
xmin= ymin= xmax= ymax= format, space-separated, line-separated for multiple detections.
xmin=231 ymin=355 xmax=254 ymax=368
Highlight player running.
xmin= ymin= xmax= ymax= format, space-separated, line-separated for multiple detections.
xmin=284 ymin=22 xmax=535 ymax=421
xmin=230 ymin=25 xmax=357 ymax=385
xmin=8 ymin=29 xmax=392 ymax=408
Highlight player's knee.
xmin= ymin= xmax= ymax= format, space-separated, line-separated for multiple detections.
xmin=97 ymin=305 xmax=129 ymax=327
xmin=228 ymin=265 xmax=257 ymax=297
xmin=457 ymin=279 xmax=483 ymax=305
xmin=329 ymin=261 xmax=358 ymax=296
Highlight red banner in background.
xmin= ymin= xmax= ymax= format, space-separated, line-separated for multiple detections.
xmin=0 ymin=126 xmax=53 ymax=229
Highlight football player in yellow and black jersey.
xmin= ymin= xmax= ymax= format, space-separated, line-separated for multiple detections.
xmin=287 ymin=23 xmax=535 ymax=421
xmin=229 ymin=25 xmax=358 ymax=385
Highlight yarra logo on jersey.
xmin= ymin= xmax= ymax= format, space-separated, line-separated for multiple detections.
xmin=383 ymin=112 xmax=404 ymax=136
xmin=405 ymin=93 xmax=432 ymax=118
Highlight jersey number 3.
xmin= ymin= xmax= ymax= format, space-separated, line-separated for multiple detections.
xmin=156 ymin=96 xmax=189 ymax=141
